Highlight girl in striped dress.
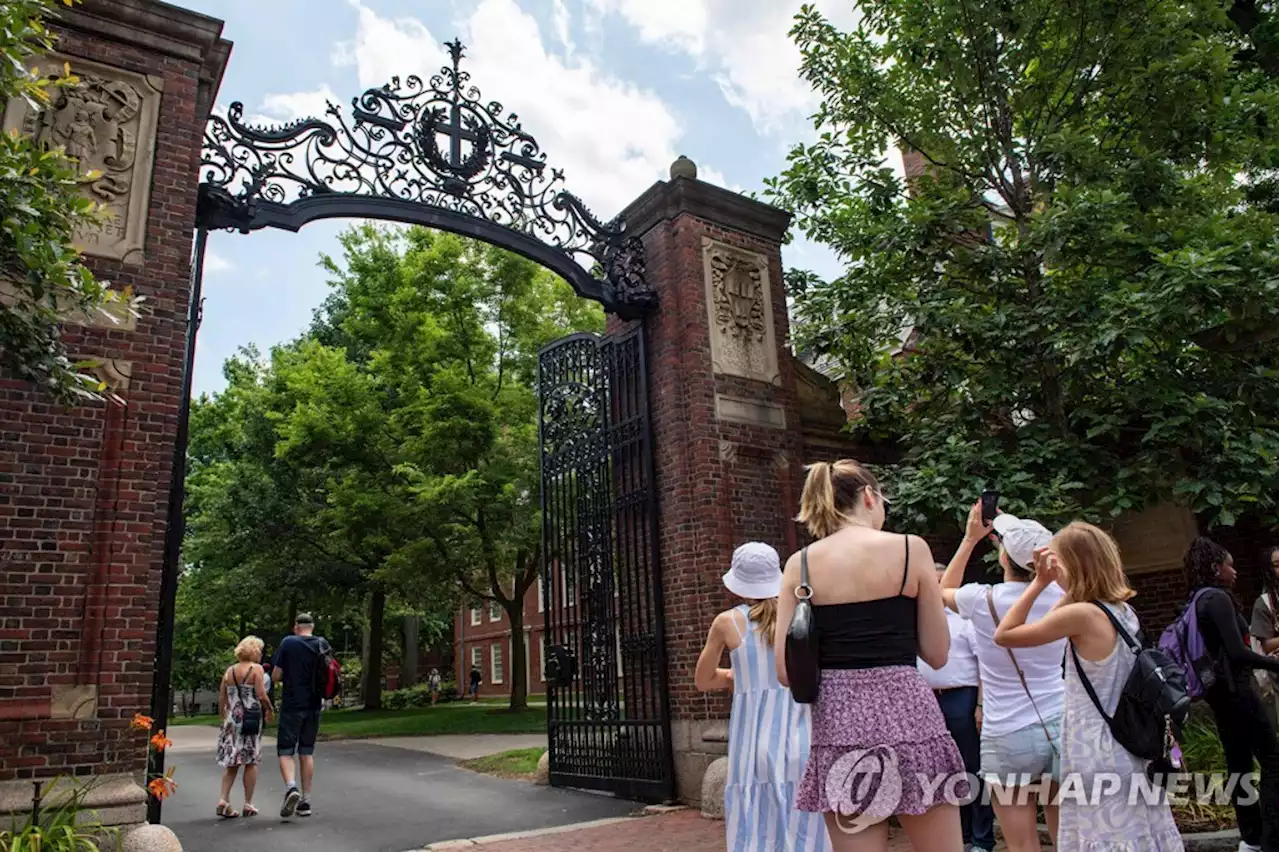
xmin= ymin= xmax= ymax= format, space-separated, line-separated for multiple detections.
xmin=696 ymin=541 xmax=830 ymax=852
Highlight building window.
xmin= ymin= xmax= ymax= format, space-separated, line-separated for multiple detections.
xmin=470 ymin=645 xmax=483 ymax=671
xmin=537 ymin=573 xmax=545 ymax=613
xmin=489 ymin=600 xmax=502 ymax=622
xmin=540 ymin=635 xmax=548 ymax=682
xmin=490 ymin=643 xmax=504 ymax=684
xmin=470 ymin=604 xmax=482 ymax=626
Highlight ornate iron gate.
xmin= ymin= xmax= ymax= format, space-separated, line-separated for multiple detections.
xmin=538 ymin=326 xmax=673 ymax=801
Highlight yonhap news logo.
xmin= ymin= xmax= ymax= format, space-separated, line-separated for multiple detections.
xmin=824 ymin=746 xmax=904 ymax=834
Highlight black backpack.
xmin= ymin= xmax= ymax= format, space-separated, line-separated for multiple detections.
xmin=1069 ymin=602 xmax=1191 ymax=762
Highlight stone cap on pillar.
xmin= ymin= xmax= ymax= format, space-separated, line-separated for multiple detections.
xmin=622 ymin=156 xmax=792 ymax=245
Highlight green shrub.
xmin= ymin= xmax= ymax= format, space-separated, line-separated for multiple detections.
xmin=0 ymin=778 xmax=115 ymax=851
xmin=1180 ymin=707 xmax=1228 ymax=772
xmin=382 ymin=681 xmax=458 ymax=709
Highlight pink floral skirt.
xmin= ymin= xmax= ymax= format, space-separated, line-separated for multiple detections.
xmin=795 ymin=666 xmax=967 ymax=818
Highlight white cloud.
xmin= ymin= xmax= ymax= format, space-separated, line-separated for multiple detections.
xmin=204 ymin=250 xmax=233 ymax=273
xmin=258 ymin=0 xmax=684 ymax=219
xmin=256 ymin=85 xmax=340 ymax=125
xmin=590 ymin=0 xmax=856 ymax=136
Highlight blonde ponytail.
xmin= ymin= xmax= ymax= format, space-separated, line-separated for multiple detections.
xmin=748 ymin=598 xmax=778 ymax=646
xmin=797 ymin=459 xmax=881 ymax=538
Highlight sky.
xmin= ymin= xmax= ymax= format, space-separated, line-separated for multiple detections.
xmin=184 ymin=0 xmax=859 ymax=396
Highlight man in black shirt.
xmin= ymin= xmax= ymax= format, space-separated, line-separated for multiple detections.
xmin=271 ymin=613 xmax=326 ymax=818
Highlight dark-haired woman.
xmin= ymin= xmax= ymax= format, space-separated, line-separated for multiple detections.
xmin=776 ymin=460 xmax=964 ymax=852
xmin=1184 ymin=537 xmax=1278 ymax=852
xmin=1249 ymin=546 xmax=1279 ymax=722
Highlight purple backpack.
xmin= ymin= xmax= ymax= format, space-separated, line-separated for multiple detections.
xmin=1157 ymin=588 xmax=1219 ymax=698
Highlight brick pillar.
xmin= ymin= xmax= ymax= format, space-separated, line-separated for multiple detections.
xmin=616 ymin=157 xmax=803 ymax=803
xmin=0 ymin=0 xmax=228 ymax=827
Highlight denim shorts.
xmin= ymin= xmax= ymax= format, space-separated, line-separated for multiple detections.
xmin=276 ymin=709 xmax=320 ymax=757
xmin=979 ymin=713 xmax=1062 ymax=786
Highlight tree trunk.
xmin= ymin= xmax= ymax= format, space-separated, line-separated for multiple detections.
xmin=361 ymin=588 xmax=386 ymax=710
xmin=507 ymin=601 xmax=528 ymax=711
xmin=402 ymin=615 xmax=420 ymax=688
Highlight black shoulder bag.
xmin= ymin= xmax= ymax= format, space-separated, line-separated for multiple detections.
xmin=785 ymin=547 xmax=821 ymax=704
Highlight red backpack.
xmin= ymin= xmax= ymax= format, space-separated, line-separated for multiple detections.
xmin=311 ymin=638 xmax=342 ymax=701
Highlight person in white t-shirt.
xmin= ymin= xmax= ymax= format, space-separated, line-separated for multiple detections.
xmin=940 ymin=502 xmax=1065 ymax=852
xmin=919 ymin=565 xmax=995 ymax=852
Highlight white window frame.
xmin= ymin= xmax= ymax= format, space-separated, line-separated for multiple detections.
xmin=537 ymin=573 xmax=545 ymax=613
xmin=489 ymin=600 xmax=502 ymax=622
xmin=470 ymin=645 xmax=483 ymax=671
xmin=490 ymin=642 xmax=504 ymax=684
xmin=540 ymin=634 xmax=548 ymax=682
xmin=470 ymin=604 xmax=482 ymax=626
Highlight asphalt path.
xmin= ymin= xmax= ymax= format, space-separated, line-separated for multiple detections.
xmin=163 ymin=737 xmax=637 ymax=852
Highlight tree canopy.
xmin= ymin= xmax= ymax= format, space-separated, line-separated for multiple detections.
xmin=768 ymin=0 xmax=1278 ymax=531
xmin=181 ymin=226 xmax=602 ymax=709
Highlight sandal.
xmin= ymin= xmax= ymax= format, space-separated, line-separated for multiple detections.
xmin=219 ymin=804 xmax=240 ymax=819
xmin=243 ymin=804 xmax=259 ymax=817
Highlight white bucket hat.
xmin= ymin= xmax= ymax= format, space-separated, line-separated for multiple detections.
xmin=992 ymin=513 xmax=1054 ymax=570
xmin=722 ymin=542 xmax=782 ymax=600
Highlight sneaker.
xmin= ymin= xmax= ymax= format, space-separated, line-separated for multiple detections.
xmin=1238 ymin=843 xmax=1262 ymax=852
xmin=280 ymin=786 xmax=301 ymax=818
xmin=296 ymin=801 xmax=312 ymax=818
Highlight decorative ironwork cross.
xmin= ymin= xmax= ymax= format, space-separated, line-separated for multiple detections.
xmin=437 ymin=39 xmax=480 ymax=169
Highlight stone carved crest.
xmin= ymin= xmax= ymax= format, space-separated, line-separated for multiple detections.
xmin=2 ymin=55 xmax=163 ymax=264
xmin=702 ymin=239 xmax=779 ymax=384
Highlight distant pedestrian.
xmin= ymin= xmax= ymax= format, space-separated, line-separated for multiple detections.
xmin=428 ymin=668 xmax=443 ymax=706
xmin=468 ymin=666 xmax=482 ymax=701
xmin=918 ymin=564 xmax=994 ymax=852
xmin=778 ymin=460 xmax=964 ymax=851
xmin=994 ymin=522 xmax=1182 ymax=851
xmin=215 ymin=636 xmax=273 ymax=819
xmin=696 ymin=541 xmax=829 ymax=852
xmin=1249 ymin=545 xmax=1279 ymax=717
xmin=271 ymin=613 xmax=332 ymax=819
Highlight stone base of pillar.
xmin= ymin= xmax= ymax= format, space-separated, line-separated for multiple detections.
xmin=0 ymin=774 xmax=148 ymax=840
xmin=669 ymin=718 xmax=730 ymax=805
xmin=121 ymin=822 xmax=182 ymax=852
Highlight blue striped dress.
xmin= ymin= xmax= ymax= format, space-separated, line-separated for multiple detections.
xmin=725 ymin=604 xmax=831 ymax=852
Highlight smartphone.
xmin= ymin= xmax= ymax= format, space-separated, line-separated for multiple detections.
xmin=980 ymin=489 xmax=999 ymax=524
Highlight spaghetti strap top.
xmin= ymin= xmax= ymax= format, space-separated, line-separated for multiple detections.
xmin=813 ymin=535 xmax=918 ymax=669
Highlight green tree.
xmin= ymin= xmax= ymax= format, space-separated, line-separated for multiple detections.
xmin=183 ymin=226 xmax=602 ymax=711
xmin=0 ymin=0 xmax=138 ymax=399
xmin=767 ymin=0 xmax=1278 ymax=531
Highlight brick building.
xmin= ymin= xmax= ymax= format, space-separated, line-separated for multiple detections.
xmin=0 ymin=0 xmax=228 ymax=828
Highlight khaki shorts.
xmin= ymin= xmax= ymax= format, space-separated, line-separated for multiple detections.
xmin=980 ymin=714 xmax=1062 ymax=787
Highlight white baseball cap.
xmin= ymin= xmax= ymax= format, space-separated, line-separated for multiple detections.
xmin=722 ymin=542 xmax=782 ymax=600
xmin=992 ymin=513 xmax=1053 ymax=570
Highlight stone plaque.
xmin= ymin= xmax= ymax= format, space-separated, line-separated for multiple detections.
xmin=702 ymin=238 xmax=779 ymax=384
xmin=2 ymin=55 xmax=163 ymax=264
xmin=714 ymin=393 xmax=786 ymax=429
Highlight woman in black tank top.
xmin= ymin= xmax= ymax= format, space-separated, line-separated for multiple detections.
xmin=780 ymin=460 xmax=965 ymax=852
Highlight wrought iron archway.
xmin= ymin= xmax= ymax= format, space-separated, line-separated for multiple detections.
xmin=194 ymin=39 xmax=653 ymax=319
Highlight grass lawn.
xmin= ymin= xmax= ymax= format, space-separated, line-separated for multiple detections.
xmin=169 ymin=704 xmax=546 ymax=740
xmin=458 ymin=747 xmax=547 ymax=779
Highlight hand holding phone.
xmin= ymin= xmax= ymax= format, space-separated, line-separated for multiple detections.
xmin=980 ymin=489 xmax=999 ymax=525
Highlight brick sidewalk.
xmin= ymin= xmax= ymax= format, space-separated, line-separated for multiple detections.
xmin=424 ymin=809 xmax=929 ymax=851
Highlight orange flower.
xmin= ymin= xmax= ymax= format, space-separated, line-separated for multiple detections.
xmin=130 ymin=713 xmax=154 ymax=731
xmin=147 ymin=775 xmax=177 ymax=801
xmin=149 ymin=730 xmax=172 ymax=751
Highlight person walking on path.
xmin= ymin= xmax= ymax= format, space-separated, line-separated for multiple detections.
xmin=696 ymin=541 xmax=830 ymax=852
xmin=469 ymin=666 xmax=482 ymax=701
xmin=777 ymin=460 xmax=965 ymax=852
xmin=939 ymin=502 xmax=1064 ymax=852
xmin=215 ymin=636 xmax=273 ymax=818
xmin=1183 ymin=538 xmax=1278 ymax=852
xmin=918 ymin=564 xmax=995 ymax=852
xmin=428 ymin=668 xmax=443 ymax=706
xmin=1249 ymin=545 xmax=1279 ymax=727
xmin=271 ymin=613 xmax=330 ymax=818
xmin=994 ymin=522 xmax=1183 ymax=851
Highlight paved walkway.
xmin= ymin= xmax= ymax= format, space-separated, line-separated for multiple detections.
xmin=420 ymin=810 xmax=930 ymax=852
xmin=361 ymin=734 xmax=545 ymax=760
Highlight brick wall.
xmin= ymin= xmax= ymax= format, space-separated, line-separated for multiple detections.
xmin=453 ymin=581 xmax=551 ymax=698
xmin=0 ymin=1 xmax=227 ymax=784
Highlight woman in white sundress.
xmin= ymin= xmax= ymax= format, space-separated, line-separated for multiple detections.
xmin=695 ymin=542 xmax=830 ymax=852
xmin=215 ymin=635 xmax=274 ymax=818
xmin=994 ymin=522 xmax=1183 ymax=852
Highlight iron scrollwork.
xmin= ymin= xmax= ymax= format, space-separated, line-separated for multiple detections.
xmin=197 ymin=40 xmax=653 ymax=318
